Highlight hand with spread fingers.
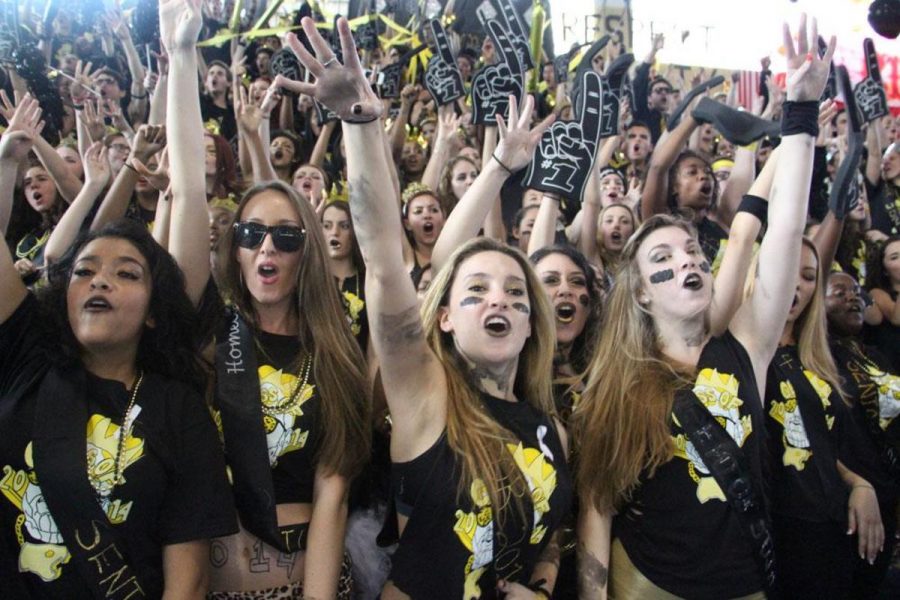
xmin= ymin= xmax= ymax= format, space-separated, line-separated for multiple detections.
xmin=494 ymin=94 xmax=555 ymax=174
xmin=82 ymin=142 xmax=112 ymax=189
xmin=0 ymin=94 xmax=45 ymax=162
xmin=276 ymin=17 xmax=382 ymax=123
xmin=783 ymin=14 xmax=836 ymax=103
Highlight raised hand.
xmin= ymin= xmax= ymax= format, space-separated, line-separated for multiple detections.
xmin=423 ymin=19 xmax=465 ymax=106
xmin=259 ymin=83 xmax=283 ymax=117
xmin=471 ymin=21 xmax=524 ymax=125
xmin=131 ymin=124 xmax=166 ymax=163
xmin=782 ymin=14 xmax=836 ymax=103
xmin=81 ymin=99 xmax=107 ymax=144
xmin=853 ymin=38 xmax=888 ymax=122
xmin=524 ymin=70 xmax=604 ymax=200
xmin=132 ymin=148 xmax=171 ymax=193
xmin=159 ymin=0 xmax=203 ymax=54
xmin=276 ymin=17 xmax=382 ymax=122
xmin=0 ymin=89 xmax=18 ymax=121
xmin=493 ymin=94 xmax=555 ymax=173
xmin=83 ymin=142 xmax=112 ymax=188
xmin=435 ymin=104 xmax=468 ymax=149
xmin=0 ymin=94 xmax=44 ymax=161
xmin=232 ymin=45 xmax=248 ymax=79
xmin=70 ymin=60 xmax=96 ymax=102
xmin=235 ymin=84 xmax=264 ymax=133
xmin=104 ymin=4 xmax=130 ymax=40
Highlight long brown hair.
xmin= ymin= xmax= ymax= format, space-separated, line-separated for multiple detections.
xmin=437 ymin=155 xmax=479 ymax=215
xmin=420 ymin=237 xmax=557 ymax=520
xmin=222 ymin=180 xmax=370 ymax=478
xmin=574 ymin=215 xmax=702 ymax=512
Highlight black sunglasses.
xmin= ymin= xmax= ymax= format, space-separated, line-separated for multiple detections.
xmin=233 ymin=222 xmax=306 ymax=252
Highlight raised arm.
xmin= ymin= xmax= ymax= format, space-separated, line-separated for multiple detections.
xmin=641 ymin=116 xmax=698 ymax=220
xmin=161 ymin=0 xmax=210 ymax=306
xmin=716 ymin=145 xmax=756 ymax=228
xmin=0 ymin=98 xmax=39 ymax=322
xmin=420 ymin=104 xmax=462 ymax=191
xmin=430 ymin=95 xmax=552 ymax=272
xmin=732 ymin=15 xmax=836 ymax=391
xmin=708 ymin=148 xmax=780 ymax=336
xmin=147 ymin=52 xmax=170 ymax=125
xmin=105 ymin=6 xmax=149 ymax=125
xmin=278 ymin=14 xmax=447 ymax=463
xmin=91 ymin=124 xmax=165 ymax=229
xmin=527 ymin=193 xmax=561 ymax=256
xmin=45 ymin=143 xmax=110 ymax=264
xmin=865 ymin=120 xmax=883 ymax=186
xmin=234 ymin=84 xmax=277 ymax=182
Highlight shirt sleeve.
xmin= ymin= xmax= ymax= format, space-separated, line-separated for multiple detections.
xmin=157 ymin=384 xmax=238 ymax=545
xmin=0 ymin=294 xmax=49 ymax=398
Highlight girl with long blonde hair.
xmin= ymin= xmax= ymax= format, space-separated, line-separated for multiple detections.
xmin=575 ymin=16 xmax=838 ymax=599
xmin=764 ymin=238 xmax=883 ymax=598
xmin=273 ymin=17 xmax=573 ymax=598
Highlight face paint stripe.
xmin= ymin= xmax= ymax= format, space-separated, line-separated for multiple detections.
xmin=460 ymin=297 xmax=484 ymax=307
xmin=578 ymin=294 xmax=590 ymax=307
xmin=512 ymin=302 xmax=530 ymax=315
xmin=649 ymin=269 xmax=675 ymax=284
xmin=699 ymin=261 xmax=711 ymax=273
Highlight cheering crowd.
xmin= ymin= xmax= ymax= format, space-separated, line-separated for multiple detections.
xmin=1 ymin=0 xmax=900 ymax=598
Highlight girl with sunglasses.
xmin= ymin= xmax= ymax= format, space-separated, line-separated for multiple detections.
xmin=159 ymin=3 xmax=370 ymax=597
xmin=275 ymin=17 xmax=571 ymax=599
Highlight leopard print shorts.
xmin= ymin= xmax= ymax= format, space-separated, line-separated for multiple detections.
xmin=206 ymin=554 xmax=353 ymax=600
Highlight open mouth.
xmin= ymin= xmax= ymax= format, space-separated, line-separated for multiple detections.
xmin=555 ymin=302 xmax=576 ymax=324
xmin=607 ymin=191 xmax=619 ymax=200
xmin=700 ymin=182 xmax=713 ymax=196
xmin=258 ymin=263 xmax=279 ymax=281
xmin=302 ymin=181 xmax=313 ymax=192
xmin=610 ymin=231 xmax=623 ymax=243
xmin=329 ymin=239 xmax=341 ymax=249
xmin=83 ymin=296 xmax=112 ymax=312
xmin=484 ymin=315 xmax=511 ymax=336
xmin=423 ymin=222 xmax=435 ymax=234
xmin=683 ymin=273 xmax=703 ymax=290
xmin=273 ymin=150 xmax=284 ymax=161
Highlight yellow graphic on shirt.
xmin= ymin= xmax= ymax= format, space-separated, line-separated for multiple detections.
xmin=452 ymin=433 xmax=559 ymax=599
xmin=0 ymin=414 xmax=144 ymax=582
xmin=342 ymin=290 xmax=365 ymax=336
xmin=258 ymin=365 xmax=315 ymax=466
xmin=769 ymin=372 xmax=833 ymax=471
xmin=862 ymin=364 xmax=900 ymax=429
xmin=672 ymin=369 xmax=752 ymax=503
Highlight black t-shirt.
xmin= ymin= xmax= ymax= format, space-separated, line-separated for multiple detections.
xmin=200 ymin=95 xmax=237 ymax=143
xmin=864 ymin=289 xmax=900 ymax=373
xmin=213 ymin=323 xmax=323 ymax=506
xmin=830 ymin=337 xmax=900 ymax=496
xmin=613 ymin=331 xmax=765 ymax=599
xmin=765 ymin=344 xmax=848 ymax=522
xmin=0 ymin=295 xmax=238 ymax=598
xmin=865 ymin=178 xmax=900 ymax=236
xmin=389 ymin=393 xmax=573 ymax=599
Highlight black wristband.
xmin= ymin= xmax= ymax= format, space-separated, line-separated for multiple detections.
xmin=781 ymin=100 xmax=819 ymax=137
xmin=737 ymin=194 xmax=768 ymax=224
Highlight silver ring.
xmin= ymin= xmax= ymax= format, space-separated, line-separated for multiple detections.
xmin=322 ymin=57 xmax=338 ymax=68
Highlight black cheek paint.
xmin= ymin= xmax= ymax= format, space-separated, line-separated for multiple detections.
xmin=460 ymin=296 xmax=484 ymax=307
xmin=649 ymin=269 xmax=675 ymax=284
xmin=512 ymin=302 xmax=531 ymax=315
xmin=578 ymin=294 xmax=589 ymax=307
xmin=699 ymin=261 xmax=711 ymax=273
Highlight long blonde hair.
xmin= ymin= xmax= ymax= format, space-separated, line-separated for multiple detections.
xmin=222 ymin=180 xmax=370 ymax=478
xmin=420 ymin=237 xmax=557 ymax=519
xmin=574 ymin=215 xmax=702 ymax=512
xmin=789 ymin=238 xmax=845 ymax=397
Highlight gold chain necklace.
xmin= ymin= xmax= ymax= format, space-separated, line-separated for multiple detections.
xmin=102 ymin=371 xmax=144 ymax=497
xmin=261 ymin=354 xmax=312 ymax=415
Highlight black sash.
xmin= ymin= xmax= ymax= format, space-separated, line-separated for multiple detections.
xmin=673 ymin=392 xmax=778 ymax=599
xmin=215 ymin=311 xmax=308 ymax=553
xmin=32 ymin=366 xmax=149 ymax=599
xmin=779 ymin=363 xmax=848 ymax=523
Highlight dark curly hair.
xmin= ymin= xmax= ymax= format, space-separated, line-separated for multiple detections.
xmin=39 ymin=219 xmax=205 ymax=391
xmin=666 ymin=149 xmax=718 ymax=214
xmin=865 ymin=234 xmax=900 ymax=293
xmin=529 ymin=244 xmax=603 ymax=374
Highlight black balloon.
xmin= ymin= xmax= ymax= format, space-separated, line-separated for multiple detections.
xmin=869 ymin=0 xmax=900 ymax=39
